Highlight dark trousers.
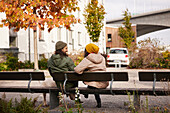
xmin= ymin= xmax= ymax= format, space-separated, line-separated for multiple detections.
xmin=88 ymin=86 xmax=101 ymax=104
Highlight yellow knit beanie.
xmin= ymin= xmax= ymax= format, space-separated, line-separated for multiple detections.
xmin=85 ymin=43 xmax=99 ymax=54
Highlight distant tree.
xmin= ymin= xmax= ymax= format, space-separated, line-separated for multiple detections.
xmin=83 ymin=0 xmax=105 ymax=42
xmin=118 ymin=9 xmax=135 ymax=49
xmin=0 ymin=0 xmax=80 ymax=70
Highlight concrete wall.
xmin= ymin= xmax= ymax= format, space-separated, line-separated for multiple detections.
xmin=0 ymin=13 xmax=9 ymax=48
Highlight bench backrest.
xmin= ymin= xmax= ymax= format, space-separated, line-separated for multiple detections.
xmin=0 ymin=72 xmax=45 ymax=80
xmin=51 ymin=71 xmax=128 ymax=81
xmin=139 ymin=72 xmax=170 ymax=81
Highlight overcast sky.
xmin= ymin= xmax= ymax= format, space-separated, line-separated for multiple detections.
xmin=105 ymin=0 xmax=170 ymax=20
xmin=105 ymin=0 xmax=170 ymax=46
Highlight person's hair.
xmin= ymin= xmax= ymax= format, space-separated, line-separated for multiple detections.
xmin=84 ymin=49 xmax=90 ymax=58
xmin=55 ymin=49 xmax=68 ymax=58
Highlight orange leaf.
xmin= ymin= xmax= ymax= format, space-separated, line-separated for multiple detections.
xmin=0 ymin=24 xmax=3 ymax=27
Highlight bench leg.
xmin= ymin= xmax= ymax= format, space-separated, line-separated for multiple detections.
xmin=49 ymin=90 xmax=59 ymax=109
xmin=134 ymin=94 xmax=140 ymax=110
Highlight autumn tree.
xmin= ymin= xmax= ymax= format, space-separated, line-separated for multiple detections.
xmin=0 ymin=0 xmax=80 ymax=70
xmin=118 ymin=9 xmax=135 ymax=49
xmin=83 ymin=0 xmax=105 ymax=42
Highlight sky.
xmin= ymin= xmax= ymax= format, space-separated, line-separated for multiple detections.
xmin=105 ymin=0 xmax=170 ymax=46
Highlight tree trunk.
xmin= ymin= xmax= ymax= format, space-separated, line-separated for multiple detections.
xmin=34 ymin=30 xmax=39 ymax=70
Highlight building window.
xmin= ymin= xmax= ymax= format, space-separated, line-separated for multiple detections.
xmin=69 ymin=30 xmax=73 ymax=44
xmin=57 ymin=27 xmax=61 ymax=41
xmin=78 ymin=32 xmax=81 ymax=46
xmin=39 ymin=29 xmax=44 ymax=41
xmin=108 ymin=34 xmax=112 ymax=42
xmin=9 ymin=27 xmax=17 ymax=47
xmin=78 ymin=10 xmax=81 ymax=19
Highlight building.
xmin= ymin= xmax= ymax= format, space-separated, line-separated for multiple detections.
xmin=0 ymin=0 xmax=106 ymax=62
xmin=105 ymin=25 xmax=136 ymax=53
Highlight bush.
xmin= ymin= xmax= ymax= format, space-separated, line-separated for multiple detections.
xmin=0 ymin=95 xmax=48 ymax=113
xmin=38 ymin=55 xmax=48 ymax=70
xmin=128 ymin=38 xmax=168 ymax=69
xmin=0 ymin=53 xmax=49 ymax=71
xmin=69 ymin=51 xmax=84 ymax=66
xmin=18 ymin=61 xmax=34 ymax=69
xmin=157 ymin=50 xmax=170 ymax=68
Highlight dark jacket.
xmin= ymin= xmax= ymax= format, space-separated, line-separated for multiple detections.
xmin=48 ymin=54 xmax=75 ymax=73
xmin=48 ymin=54 xmax=77 ymax=88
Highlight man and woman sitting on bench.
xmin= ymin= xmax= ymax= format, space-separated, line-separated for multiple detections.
xmin=48 ymin=41 xmax=108 ymax=108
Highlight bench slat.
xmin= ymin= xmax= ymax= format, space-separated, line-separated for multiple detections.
xmin=52 ymin=71 xmax=128 ymax=81
xmin=0 ymin=86 xmax=168 ymax=96
xmin=139 ymin=72 xmax=170 ymax=81
xmin=0 ymin=72 xmax=45 ymax=80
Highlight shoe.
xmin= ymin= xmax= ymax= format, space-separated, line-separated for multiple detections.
xmin=69 ymin=93 xmax=75 ymax=100
xmin=96 ymin=103 xmax=101 ymax=108
xmin=84 ymin=94 xmax=88 ymax=98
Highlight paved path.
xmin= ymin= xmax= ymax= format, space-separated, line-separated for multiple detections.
xmin=0 ymin=68 xmax=170 ymax=113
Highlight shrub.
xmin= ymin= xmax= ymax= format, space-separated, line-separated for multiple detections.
xmin=0 ymin=95 xmax=48 ymax=113
xmin=69 ymin=51 xmax=84 ymax=66
xmin=157 ymin=50 xmax=170 ymax=68
xmin=18 ymin=61 xmax=34 ymax=69
xmin=38 ymin=56 xmax=48 ymax=70
xmin=0 ymin=53 xmax=49 ymax=71
xmin=0 ymin=53 xmax=19 ymax=71
xmin=129 ymin=38 xmax=166 ymax=69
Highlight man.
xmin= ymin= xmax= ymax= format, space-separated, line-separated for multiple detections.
xmin=48 ymin=41 xmax=77 ymax=100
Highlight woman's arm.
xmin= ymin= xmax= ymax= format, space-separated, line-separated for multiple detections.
xmin=74 ymin=58 xmax=91 ymax=74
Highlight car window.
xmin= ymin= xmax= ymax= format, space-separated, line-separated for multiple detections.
xmin=110 ymin=49 xmax=127 ymax=54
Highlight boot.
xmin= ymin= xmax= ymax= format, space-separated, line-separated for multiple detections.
xmin=96 ymin=102 xmax=101 ymax=108
xmin=94 ymin=93 xmax=101 ymax=108
xmin=83 ymin=94 xmax=88 ymax=98
xmin=69 ymin=93 xmax=75 ymax=100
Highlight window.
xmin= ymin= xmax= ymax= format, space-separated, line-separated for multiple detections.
xmin=39 ymin=29 xmax=44 ymax=41
xmin=57 ymin=27 xmax=61 ymax=41
xmin=78 ymin=10 xmax=81 ymax=19
xmin=9 ymin=27 xmax=17 ymax=47
xmin=69 ymin=30 xmax=73 ymax=44
xmin=110 ymin=49 xmax=127 ymax=54
xmin=108 ymin=34 xmax=112 ymax=42
xmin=78 ymin=32 xmax=81 ymax=46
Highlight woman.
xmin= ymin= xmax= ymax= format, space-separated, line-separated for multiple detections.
xmin=74 ymin=43 xmax=109 ymax=108
xmin=48 ymin=41 xmax=77 ymax=100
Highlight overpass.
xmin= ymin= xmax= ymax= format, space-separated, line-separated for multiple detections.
xmin=106 ymin=8 xmax=170 ymax=37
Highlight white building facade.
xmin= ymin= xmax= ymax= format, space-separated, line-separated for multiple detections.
xmin=0 ymin=0 xmax=106 ymax=62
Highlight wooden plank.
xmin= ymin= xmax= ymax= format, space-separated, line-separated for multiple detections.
xmin=139 ymin=72 xmax=170 ymax=81
xmin=52 ymin=71 xmax=128 ymax=81
xmin=0 ymin=72 xmax=45 ymax=80
xmin=0 ymin=86 xmax=169 ymax=96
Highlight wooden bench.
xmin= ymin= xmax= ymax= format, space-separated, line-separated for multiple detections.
xmin=50 ymin=71 xmax=129 ymax=109
xmin=50 ymin=71 xmax=170 ymax=109
xmin=139 ymin=71 xmax=170 ymax=94
xmin=0 ymin=71 xmax=46 ymax=93
xmin=0 ymin=71 xmax=169 ymax=110
xmin=136 ymin=71 xmax=170 ymax=109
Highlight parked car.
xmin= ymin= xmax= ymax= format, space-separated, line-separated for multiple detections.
xmin=107 ymin=48 xmax=129 ymax=66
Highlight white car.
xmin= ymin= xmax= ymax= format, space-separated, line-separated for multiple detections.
xmin=107 ymin=48 xmax=129 ymax=66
